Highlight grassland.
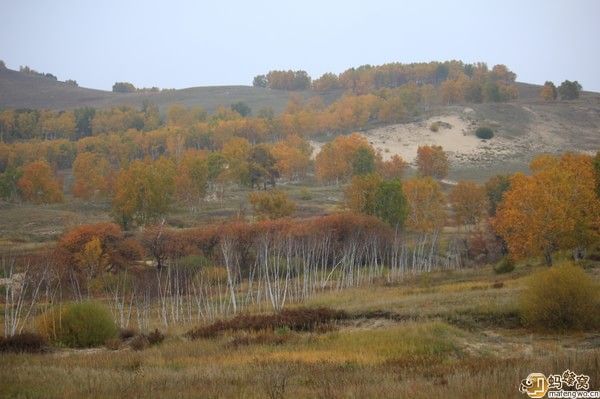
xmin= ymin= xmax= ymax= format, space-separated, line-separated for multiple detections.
xmin=1 ymin=260 xmax=599 ymax=398
xmin=0 ymin=68 xmax=342 ymax=113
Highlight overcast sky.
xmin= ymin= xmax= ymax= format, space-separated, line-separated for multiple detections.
xmin=1 ymin=0 xmax=599 ymax=91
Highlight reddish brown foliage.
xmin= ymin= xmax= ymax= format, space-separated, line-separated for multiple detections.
xmin=186 ymin=307 xmax=348 ymax=339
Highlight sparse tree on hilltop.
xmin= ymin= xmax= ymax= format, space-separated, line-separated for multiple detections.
xmin=558 ymin=80 xmax=582 ymax=100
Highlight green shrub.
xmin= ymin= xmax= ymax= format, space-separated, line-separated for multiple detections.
xmin=37 ymin=302 xmax=117 ymax=348
xmin=299 ymin=188 xmax=313 ymax=200
xmin=494 ymin=257 xmax=515 ymax=274
xmin=520 ymin=263 xmax=600 ymax=331
xmin=475 ymin=127 xmax=494 ymax=139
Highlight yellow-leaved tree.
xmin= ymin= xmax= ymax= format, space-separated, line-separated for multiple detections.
xmin=493 ymin=153 xmax=600 ymax=265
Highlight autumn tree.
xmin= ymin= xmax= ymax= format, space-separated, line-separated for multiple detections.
xmin=416 ymin=145 xmax=449 ymax=179
xmin=57 ymin=223 xmax=142 ymax=295
xmin=493 ymin=153 xmax=600 ymax=265
xmin=175 ymin=150 xmax=209 ymax=211
xmin=344 ymin=174 xmax=383 ymax=215
xmin=112 ymin=157 xmax=176 ymax=228
xmin=377 ymin=154 xmax=407 ymax=180
xmin=315 ymin=133 xmax=376 ymax=184
xmin=221 ymin=137 xmax=250 ymax=185
xmin=448 ymin=181 xmax=488 ymax=228
xmin=17 ymin=160 xmax=63 ymax=203
xmin=72 ymin=152 xmax=112 ymax=200
xmin=403 ymin=177 xmax=446 ymax=232
xmin=271 ymin=135 xmax=312 ymax=181
xmin=539 ymin=81 xmax=558 ymax=101
xmin=312 ymin=72 xmax=341 ymax=91
xmin=249 ymin=190 xmax=296 ymax=220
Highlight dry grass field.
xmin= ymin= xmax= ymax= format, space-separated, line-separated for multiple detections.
xmin=1 ymin=260 xmax=599 ymax=398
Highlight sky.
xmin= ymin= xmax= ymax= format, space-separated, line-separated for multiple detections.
xmin=1 ymin=0 xmax=599 ymax=91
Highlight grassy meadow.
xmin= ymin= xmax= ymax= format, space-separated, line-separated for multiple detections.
xmin=2 ymin=259 xmax=599 ymax=398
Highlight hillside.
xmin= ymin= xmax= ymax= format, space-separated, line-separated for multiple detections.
xmin=356 ymin=92 xmax=600 ymax=182
xmin=0 ymin=68 xmax=341 ymax=113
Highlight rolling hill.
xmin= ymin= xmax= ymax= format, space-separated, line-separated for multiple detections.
xmin=0 ymin=67 xmax=342 ymax=113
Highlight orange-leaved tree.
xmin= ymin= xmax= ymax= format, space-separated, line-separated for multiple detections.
xmin=17 ymin=160 xmax=63 ymax=203
xmin=403 ymin=177 xmax=446 ymax=233
xmin=416 ymin=145 xmax=449 ymax=179
xmin=493 ymin=153 xmax=600 ymax=265
xmin=72 ymin=152 xmax=113 ymax=200
xmin=448 ymin=181 xmax=488 ymax=228
xmin=315 ymin=133 xmax=376 ymax=184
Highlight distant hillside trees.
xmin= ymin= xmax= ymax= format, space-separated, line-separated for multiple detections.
xmin=558 ymin=80 xmax=582 ymax=100
xmin=259 ymin=70 xmax=311 ymax=90
xmin=74 ymin=107 xmax=96 ymax=137
xmin=19 ymin=65 xmax=57 ymax=80
xmin=252 ymin=74 xmax=267 ymax=88
xmin=64 ymin=79 xmax=78 ymax=87
xmin=231 ymin=101 xmax=251 ymax=117
xmin=0 ymin=60 xmax=6 ymax=69
xmin=112 ymin=82 xmax=136 ymax=93
xmin=312 ymin=73 xmax=342 ymax=91
xmin=540 ymin=81 xmax=558 ymax=101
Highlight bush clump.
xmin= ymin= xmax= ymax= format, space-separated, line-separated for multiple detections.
xmin=186 ymin=307 xmax=348 ymax=340
xmin=520 ymin=263 xmax=600 ymax=331
xmin=494 ymin=257 xmax=515 ymax=274
xmin=475 ymin=127 xmax=494 ymax=139
xmin=0 ymin=332 xmax=48 ymax=353
xmin=130 ymin=335 xmax=149 ymax=351
xmin=37 ymin=302 xmax=117 ymax=348
xmin=146 ymin=328 xmax=165 ymax=346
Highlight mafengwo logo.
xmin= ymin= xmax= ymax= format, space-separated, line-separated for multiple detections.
xmin=519 ymin=370 xmax=599 ymax=398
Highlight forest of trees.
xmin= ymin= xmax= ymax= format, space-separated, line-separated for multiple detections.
xmin=1 ymin=59 xmax=598 ymax=335
xmin=255 ymin=61 xmax=520 ymax=103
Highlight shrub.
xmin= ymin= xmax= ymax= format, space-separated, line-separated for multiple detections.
xmin=494 ymin=257 xmax=515 ymax=274
xmin=146 ymin=329 xmax=165 ymax=346
xmin=37 ymin=302 xmax=117 ymax=348
xmin=0 ymin=332 xmax=48 ymax=353
xmin=299 ymin=188 xmax=313 ymax=200
xmin=119 ymin=328 xmax=137 ymax=340
xmin=130 ymin=335 xmax=149 ymax=351
xmin=186 ymin=307 xmax=348 ymax=339
xmin=520 ymin=263 xmax=600 ymax=331
xmin=475 ymin=127 xmax=494 ymax=139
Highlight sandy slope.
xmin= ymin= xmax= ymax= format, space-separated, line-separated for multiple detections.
xmin=312 ymin=97 xmax=600 ymax=176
